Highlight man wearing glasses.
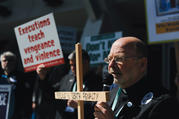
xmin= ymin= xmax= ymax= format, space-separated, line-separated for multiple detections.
xmin=94 ymin=37 xmax=179 ymax=119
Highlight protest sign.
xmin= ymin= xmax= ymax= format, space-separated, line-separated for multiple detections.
xmin=145 ymin=0 xmax=179 ymax=44
xmin=14 ymin=13 xmax=64 ymax=72
xmin=83 ymin=32 xmax=122 ymax=65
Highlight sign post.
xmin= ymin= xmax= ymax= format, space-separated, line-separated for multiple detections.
xmin=75 ymin=43 xmax=84 ymax=119
xmin=55 ymin=43 xmax=109 ymax=119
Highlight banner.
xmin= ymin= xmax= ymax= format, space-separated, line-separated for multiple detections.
xmin=83 ymin=32 xmax=122 ymax=65
xmin=14 ymin=13 xmax=64 ymax=72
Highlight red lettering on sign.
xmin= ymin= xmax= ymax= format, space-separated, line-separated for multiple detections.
xmin=35 ymin=49 xmax=60 ymax=61
xmin=28 ymin=30 xmax=45 ymax=42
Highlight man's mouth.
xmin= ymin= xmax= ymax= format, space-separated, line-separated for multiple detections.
xmin=111 ymin=71 xmax=122 ymax=77
xmin=109 ymin=64 xmax=121 ymax=76
xmin=109 ymin=67 xmax=121 ymax=74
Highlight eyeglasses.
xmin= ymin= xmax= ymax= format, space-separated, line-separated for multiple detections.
xmin=104 ymin=56 xmax=142 ymax=64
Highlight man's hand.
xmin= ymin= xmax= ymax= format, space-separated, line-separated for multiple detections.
xmin=94 ymin=101 xmax=114 ymax=119
xmin=36 ymin=64 xmax=48 ymax=80
xmin=67 ymin=100 xmax=78 ymax=108
xmin=32 ymin=102 xmax=36 ymax=109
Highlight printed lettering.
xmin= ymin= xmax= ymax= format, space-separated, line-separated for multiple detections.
xmin=28 ymin=30 xmax=45 ymax=42
xmin=24 ymin=40 xmax=55 ymax=54
xmin=35 ymin=49 xmax=60 ymax=61
xmin=86 ymin=43 xmax=100 ymax=51
xmin=0 ymin=93 xmax=7 ymax=106
xmin=89 ymin=53 xmax=100 ymax=62
xmin=17 ymin=18 xmax=51 ymax=36
xmin=24 ymin=55 xmax=34 ymax=64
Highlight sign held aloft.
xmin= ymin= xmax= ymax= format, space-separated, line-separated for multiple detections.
xmin=145 ymin=0 xmax=179 ymax=44
xmin=14 ymin=13 xmax=64 ymax=72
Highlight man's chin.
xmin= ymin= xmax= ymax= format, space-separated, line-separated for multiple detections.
xmin=113 ymin=76 xmax=119 ymax=82
xmin=113 ymin=75 xmax=123 ymax=83
xmin=112 ymin=74 xmax=121 ymax=79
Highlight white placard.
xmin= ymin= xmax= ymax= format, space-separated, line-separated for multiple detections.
xmin=83 ymin=32 xmax=122 ymax=65
xmin=14 ymin=13 xmax=64 ymax=72
xmin=145 ymin=0 xmax=179 ymax=44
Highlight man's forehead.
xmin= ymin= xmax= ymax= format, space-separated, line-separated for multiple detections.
xmin=109 ymin=42 xmax=136 ymax=57
xmin=110 ymin=47 xmax=125 ymax=54
xmin=110 ymin=41 xmax=126 ymax=53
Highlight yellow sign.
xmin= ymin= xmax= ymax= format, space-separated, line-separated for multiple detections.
xmin=156 ymin=21 xmax=179 ymax=34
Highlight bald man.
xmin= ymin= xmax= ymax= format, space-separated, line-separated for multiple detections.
xmin=94 ymin=37 xmax=179 ymax=119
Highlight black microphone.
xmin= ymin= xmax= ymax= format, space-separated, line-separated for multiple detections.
xmin=102 ymin=73 xmax=113 ymax=91
xmin=103 ymin=84 xmax=111 ymax=91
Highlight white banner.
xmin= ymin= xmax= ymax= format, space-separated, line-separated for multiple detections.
xmin=14 ymin=13 xmax=64 ymax=72
xmin=146 ymin=0 xmax=179 ymax=44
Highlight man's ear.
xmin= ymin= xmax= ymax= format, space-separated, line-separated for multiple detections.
xmin=140 ymin=57 xmax=147 ymax=72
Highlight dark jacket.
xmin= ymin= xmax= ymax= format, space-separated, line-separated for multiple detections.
xmin=58 ymin=69 xmax=103 ymax=119
xmin=108 ymin=77 xmax=179 ymax=119
xmin=32 ymin=64 xmax=69 ymax=119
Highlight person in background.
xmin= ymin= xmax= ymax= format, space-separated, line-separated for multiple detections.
xmin=94 ymin=37 xmax=179 ymax=119
xmin=58 ymin=49 xmax=103 ymax=119
xmin=0 ymin=51 xmax=31 ymax=119
xmin=33 ymin=60 xmax=69 ymax=119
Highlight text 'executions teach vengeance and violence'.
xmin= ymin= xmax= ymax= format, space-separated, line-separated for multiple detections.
xmin=17 ymin=18 xmax=61 ymax=65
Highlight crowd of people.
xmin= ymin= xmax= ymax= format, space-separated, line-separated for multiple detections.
xmin=0 ymin=36 xmax=179 ymax=119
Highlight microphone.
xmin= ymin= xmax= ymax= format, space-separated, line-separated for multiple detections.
xmin=103 ymin=84 xmax=111 ymax=91
xmin=102 ymin=72 xmax=113 ymax=91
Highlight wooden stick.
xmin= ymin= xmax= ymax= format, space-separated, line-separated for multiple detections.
xmin=75 ymin=43 xmax=84 ymax=119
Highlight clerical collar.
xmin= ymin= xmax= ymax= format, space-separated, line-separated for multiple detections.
xmin=122 ymin=89 xmax=127 ymax=94
xmin=124 ymin=76 xmax=150 ymax=98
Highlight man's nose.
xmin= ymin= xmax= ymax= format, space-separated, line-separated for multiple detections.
xmin=108 ymin=59 xmax=115 ymax=72
xmin=108 ymin=58 xmax=115 ymax=67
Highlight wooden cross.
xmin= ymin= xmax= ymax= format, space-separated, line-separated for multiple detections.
xmin=55 ymin=43 xmax=109 ymax=119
